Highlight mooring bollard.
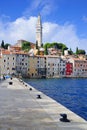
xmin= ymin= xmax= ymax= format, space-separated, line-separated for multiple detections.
xmin=60 ymin=113 xmax=70 ymax=122
xmin=29 ymin=88 xmax=32 ymax=91
xmin=37 ymin=94 xmax=42 ymax=99
xmin=25 ymin=84 xmax=27 ymax=87
xmin=9 ymin=82 xmax=13 ymax=85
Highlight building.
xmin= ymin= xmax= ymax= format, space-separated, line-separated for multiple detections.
xmin=15 ymin=39 xmax=35 ymax=49
xmin=0 ymin=55 xmax=1 ymax=79
xmin=69 ymin=58 xmax=87 ymax=77
xmin=37 ymin=55 xmax=46 ymax=78
xmin=59 ymin=58 xmax=66 ymax=77
xmin=66 ymin=62 xmax=73 ymax=77
xmin=0 ymin=50 xmax=16 ymax=76
xmin=28 ymin=56 xmax=38 ymax=78
xmin=36 ymin=14 xmax=42 ymax=47
xmin=46 ymin=56 xmax=61 ymax=78
xmin=28 ymin=56 xmax=46 ymax=78
xmin=16 ymin=53 xmax=29 ymax=77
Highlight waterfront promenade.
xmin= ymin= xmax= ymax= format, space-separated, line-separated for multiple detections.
xmin=0 ymin=78 xmax=87 ymax=130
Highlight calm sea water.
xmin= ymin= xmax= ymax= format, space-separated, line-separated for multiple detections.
xmin=23 ymin=78 xmax=87 ymax=121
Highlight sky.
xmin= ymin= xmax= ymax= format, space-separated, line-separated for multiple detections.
xmin=0 ymin=0 xmax=87 ymax=52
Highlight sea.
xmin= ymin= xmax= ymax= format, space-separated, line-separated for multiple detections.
xmin=23 ymin=78 xmax=87 ymax=121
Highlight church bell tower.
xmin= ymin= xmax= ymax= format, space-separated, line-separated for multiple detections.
xmin=36 ymin=14 xmax=42 ymax=47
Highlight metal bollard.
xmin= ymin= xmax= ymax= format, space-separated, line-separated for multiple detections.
xmin=29 ymin=88 xmax=32 ymax=91
xmin=37 ymin=94 xmax=42 ymax=99
xmin=60 ymin=113 xmax=70 ymax=122
xmin=9 ymin=82 xmax=13 ymax=85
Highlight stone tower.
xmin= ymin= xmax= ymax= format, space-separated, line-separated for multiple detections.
xmin=36 ymin=14 xmax=42 ymax=47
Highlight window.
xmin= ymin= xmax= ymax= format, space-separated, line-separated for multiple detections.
xmin=12 ymin=68 xmax=15 ymax=70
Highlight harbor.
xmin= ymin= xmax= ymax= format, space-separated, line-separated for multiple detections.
xmin=0 ymin=78 xmax=87 ymax=130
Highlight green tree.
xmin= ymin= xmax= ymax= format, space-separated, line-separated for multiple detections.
xmin=4 ymin=43 xmax=10 ymax=49
xmin=68 ymin=48 xmax=73 ymax=55
xmin=44 ymin=43 xmax=51 ymax=48
xmin=44 ymin=45 xmax=48 ymax=55
xmin=78 ymin=49 xmax=86 ymax=55
xmin=36 ymin=41 xmax=38 ymax=49
xmin=41 ymin=43 xmax=43 ymax=47
xmin=22 ymin=41 xmax=31 ymax=51
xmin=76 ymin=47 xmax=79 ymax=54
xmin=58 ymin=43 xmax=65 ymax=49
xmin=1 ymin=40 xmax=5 ymax=48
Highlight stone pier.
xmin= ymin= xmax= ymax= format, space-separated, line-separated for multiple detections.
xmin=0 ymin=78 xmax=87 ymax=130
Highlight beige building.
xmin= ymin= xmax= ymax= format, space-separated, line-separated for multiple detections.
xmin=28 ymin=56 xmax=38 ymax=78
xmin=28 ymin=56 xmax=46 ymax=78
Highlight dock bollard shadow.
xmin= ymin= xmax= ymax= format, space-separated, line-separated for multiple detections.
xmin=9 ymin=82 xmax=13 ymax=85
xmin=29 ymin=88 xmax=32 ymax=91
xmin=37 ymin=94 xmax=42 ymax=99
xmin=60 ymin=113 xmax=70 ymax=122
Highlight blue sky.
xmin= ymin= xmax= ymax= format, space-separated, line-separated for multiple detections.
xmin=0 ymin=0 xmax=87 ymax=52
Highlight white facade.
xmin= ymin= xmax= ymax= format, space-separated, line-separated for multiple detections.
xmin=46 ymin=56 xmax=61 ymax=78
xmin=1 ymin=54 xmax=16 ymax=76
xmin=36 ymin=15 xmax=42 ymax=47
xmin=16 ymin=54 xmax=29 ymax=77
xmin=37 ymin=56 xmax=46 ymax=77
xmin=59 ymin=58 xmax=66 ymax=76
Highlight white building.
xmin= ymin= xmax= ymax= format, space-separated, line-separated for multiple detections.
xmin=36 ymin=56 xmax=46 ymax=78
xmin=16 ymin=53 xmax=29 ymax=77
xmin=1 ymin=53 xmax=16 ymax=76
xmin=46 ymin=56 xmax=60 ymax=78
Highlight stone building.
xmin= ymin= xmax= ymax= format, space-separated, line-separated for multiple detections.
xmin=0 ymin=50 xmax=16 ymax=76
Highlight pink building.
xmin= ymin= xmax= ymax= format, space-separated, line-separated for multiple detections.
xmin=69 ymin=58 xmax=87 ymax=77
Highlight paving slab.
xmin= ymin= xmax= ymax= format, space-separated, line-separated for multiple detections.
xmin=0 ymin=78 xmax=87 ymax=130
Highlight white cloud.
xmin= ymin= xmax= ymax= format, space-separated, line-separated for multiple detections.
xmin=0 ymin=16 xmax=87 ymax=53
xmin=43 ymin=22 xmax=87 ymax=52
xmin=0 ymin=16 xmax=37 ymax=44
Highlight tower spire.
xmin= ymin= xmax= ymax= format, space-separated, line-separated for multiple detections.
xmin=36 ymin=14 xmax=42 ymax=47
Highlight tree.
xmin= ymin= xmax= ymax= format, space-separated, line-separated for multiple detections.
xmin=22 ymin=41 xmax=31 ymax=51
xmin=76 ymin=47 xmax=79 ymax=55
xmin=44 ymin=43 xmax=51 ymax=48
xmin=41 ymin=43 xmax=43 ymax=47
xmin=44 ymin=45 xmax=48 ymax=55
xmin=78 ymin=49 xmax=86 ymax=55
xmin=1 ymin=40 xmax=5 ymax=48
xmin=36 ymin=41 xmax=38 ymax=49
xmin=4 ymin=43 xmax=10 ymax=49
xmin=76 ymin=47 xmax=86 ymax=55
xmin=68 ymin=48 xmax=73 ymax=55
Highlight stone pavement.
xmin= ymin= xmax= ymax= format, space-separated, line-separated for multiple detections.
xmin=0 ymin=78 xmax=87 ymax=130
